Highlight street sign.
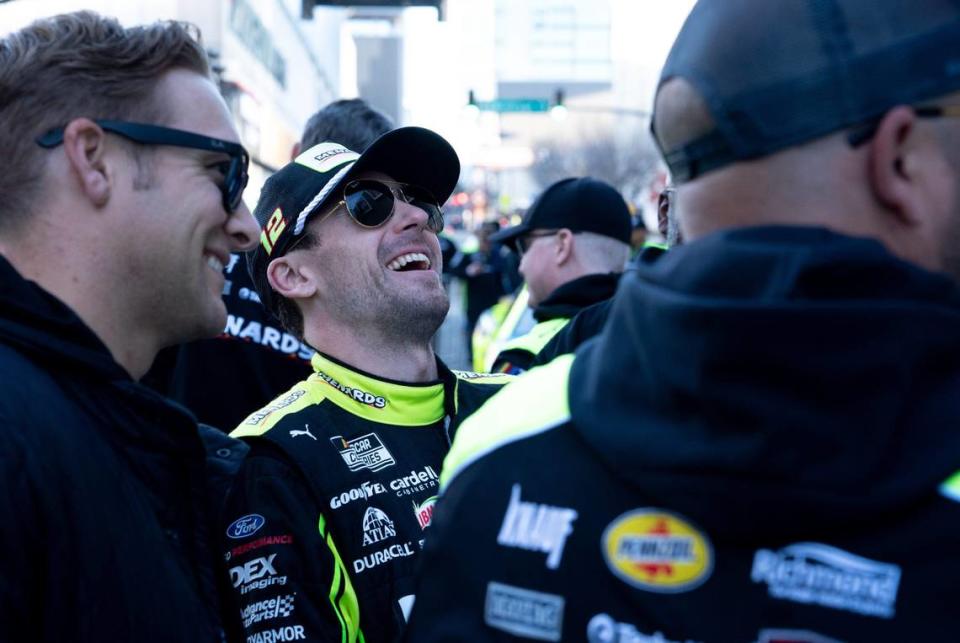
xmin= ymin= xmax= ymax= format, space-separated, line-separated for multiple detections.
xmin=474 ymin=99 xmax=550 ymax=113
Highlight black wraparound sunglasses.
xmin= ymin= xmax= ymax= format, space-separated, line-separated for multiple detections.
xmin=36 ymin=119 xmax=250 ymax=213
xmin=325 ymin=179 xmax=444 ymax=233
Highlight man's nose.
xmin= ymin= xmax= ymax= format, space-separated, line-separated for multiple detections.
xmin=227 ymin=201 xmax=259 ymax=252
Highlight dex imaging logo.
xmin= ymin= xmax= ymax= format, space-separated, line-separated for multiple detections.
xmin=330 ymin=433 xmax=396 ymax=473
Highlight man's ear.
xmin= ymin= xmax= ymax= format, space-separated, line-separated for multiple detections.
xmin=290 ymin=141 xmax=301 ymax=160
xmin=868 ymin=106 xmax=925 ymax=225
xmin=554 ymin=228 xmax=575 ymax=265
xmin=267 ymin=255 xmax=317 ymax=301
xmin=61 ymin=118 xmax=111 ymax=207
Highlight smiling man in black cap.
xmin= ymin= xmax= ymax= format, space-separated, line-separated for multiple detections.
xmin=220 ymin=128 xmax=509 ymax=643
xmin=405 ymin=0 xmax=960 ymax=640
xmin=487 ymin=177 xmax=632 ymax=373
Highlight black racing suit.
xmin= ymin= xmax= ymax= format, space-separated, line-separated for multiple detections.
xmin=221 ymin=352 xmax=510 ymax=643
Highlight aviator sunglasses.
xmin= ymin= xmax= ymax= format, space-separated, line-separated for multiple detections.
xmin=329 ymin=179 xmax=445 ymax=233
xmin=36 ymin=120 xmax=250 ymax=213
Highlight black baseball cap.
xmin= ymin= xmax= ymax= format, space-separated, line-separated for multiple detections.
xmin=248 ymin=126 xmax=460 ymax=314
xmin=653 ymin=0 xmax=960 ymax=183
xmin=490 ymin=177 xmax=632 ymax=252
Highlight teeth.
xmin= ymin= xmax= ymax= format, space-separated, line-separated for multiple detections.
xmin=387 ymin=252 xmax=430 ymax=271
xmin=205 ymin=254 xmax=224 ymax=273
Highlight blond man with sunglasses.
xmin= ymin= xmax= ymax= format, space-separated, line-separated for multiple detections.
xmin=222 ymin=128 xmax=510 ymax=643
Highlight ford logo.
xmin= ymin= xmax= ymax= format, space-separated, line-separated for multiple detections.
xmin=226 ymin=514 xmax=265 ymax=540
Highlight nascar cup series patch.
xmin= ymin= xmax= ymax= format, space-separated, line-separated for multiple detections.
xmin=601 ymin=508 xmax=712 ymax=593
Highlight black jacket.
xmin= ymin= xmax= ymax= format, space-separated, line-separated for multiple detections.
xmin=406 ymin=227 xmax=960 ymax=642
xmin=529 ymin=245 xmax=667 ymax=369
xmin=0 ymin=254 xmax=235 ymax=642
xmin=491 ymin=272 xmax=620 ymax=374
xmin=222 ymin=352 xmax=510 ymax=643
xmin=145 ymin=252 xmax=314 ymax=431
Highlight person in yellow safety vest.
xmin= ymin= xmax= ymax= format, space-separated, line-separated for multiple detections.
xmin=487 ymin=177 xmax=633 ymax=374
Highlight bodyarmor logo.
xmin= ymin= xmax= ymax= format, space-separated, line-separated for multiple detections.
xmin=330 ymin=432 xmax=396 ymax=472
xmin=362 ymin=507 xmax=397 ymax=546
xmin=497 ymin=484 xmax=577 ymax=570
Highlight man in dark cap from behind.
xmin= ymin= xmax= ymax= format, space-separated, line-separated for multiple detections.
xmin=404 ymin=1 xmax=960 ymax=640
xmin=487 ymin=177 xmax=632 ymax=374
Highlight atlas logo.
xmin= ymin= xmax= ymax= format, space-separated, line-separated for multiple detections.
xmin=414 ymin=496 xmax=437 ymax=530
xmin=230 ymin=554 xmax=278 ymax=588
xmin=497 ymin=484 xmax=577 ymax=570
xmin=602 ymin=509 xmax=713 ymax=593
xmin=361 ymin=507 xmax=397 ymax=546
xmin=330 ymin=432 xmax=396 ymax=473
xmin=227 ymin=514 xmax=266 ymax=539
xmin=751 ymin=542 xmax=901 ymax=619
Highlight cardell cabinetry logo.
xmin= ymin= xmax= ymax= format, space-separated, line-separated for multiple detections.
xmin=601 ymin=508 xmax=712 ymax=593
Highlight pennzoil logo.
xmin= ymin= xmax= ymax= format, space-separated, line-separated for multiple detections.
xmin=260 ymin=207 xmax=287 ymax=255
xmin=601 ymin=509 xmax=712 ymax=593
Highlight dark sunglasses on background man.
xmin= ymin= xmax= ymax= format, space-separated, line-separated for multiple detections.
xmin=36 ymin=120 xmax=250 ymax=213
xmin=333 ymin=179 xmax=444 ymax=233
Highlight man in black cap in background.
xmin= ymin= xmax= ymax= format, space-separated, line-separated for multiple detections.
xmin=488 ymin=177 xmax=632 ymax=373
xmin=146 ymin=98 xmax=393 ymax=431
xmin=405 ymin=0 xmax=960 ymax=640
xmin=221 ymin=129 xmax=509 ymax=643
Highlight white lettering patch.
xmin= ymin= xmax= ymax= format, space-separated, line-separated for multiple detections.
xmin=389 ymin=466 xmax=440 ymax=496
xmin=246 ymin=624 xmax=306 ymax=643
xmin=484 ymin=581 xmax=564 ymax=642
xmin=587 ymin=613 xmax=700 ymax=643
xmin=361 ymin=507 xmax=396 ymax=546
xmin=353 ymin=542 xmax=416 ymax=574
xmin=751 ymin=542 xmax=901 ymax=619
xmin=296 ymin=142 xmax=359 ymax=174
xmin=330 ymin=480 xmax=388 ymax=510
xmin=231 ymin=554 xmax=278 ymax=588
xmin=330 ymin=433 xmax=396 ymax=473
xmin=241 ymin=594 xmax=296 ymax=628
xmin=497 ymin=484 xmax=578 ymax=569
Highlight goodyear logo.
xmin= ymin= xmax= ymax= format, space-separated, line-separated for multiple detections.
xmin=602 ymin=509 xmax=712 ymax=593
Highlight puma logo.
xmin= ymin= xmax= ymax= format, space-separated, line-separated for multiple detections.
xmin=290 ymin=424 xmax=317 ymax=440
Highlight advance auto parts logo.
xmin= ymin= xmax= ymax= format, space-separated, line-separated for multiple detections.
xmin=602 ymin=509 xmax=713 ymax=593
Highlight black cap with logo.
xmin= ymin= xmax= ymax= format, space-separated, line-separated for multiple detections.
xmin=490 ymin=177 xmax=632 ymax=253
xmin=247 ymin=126 xmax=460 ymax=313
